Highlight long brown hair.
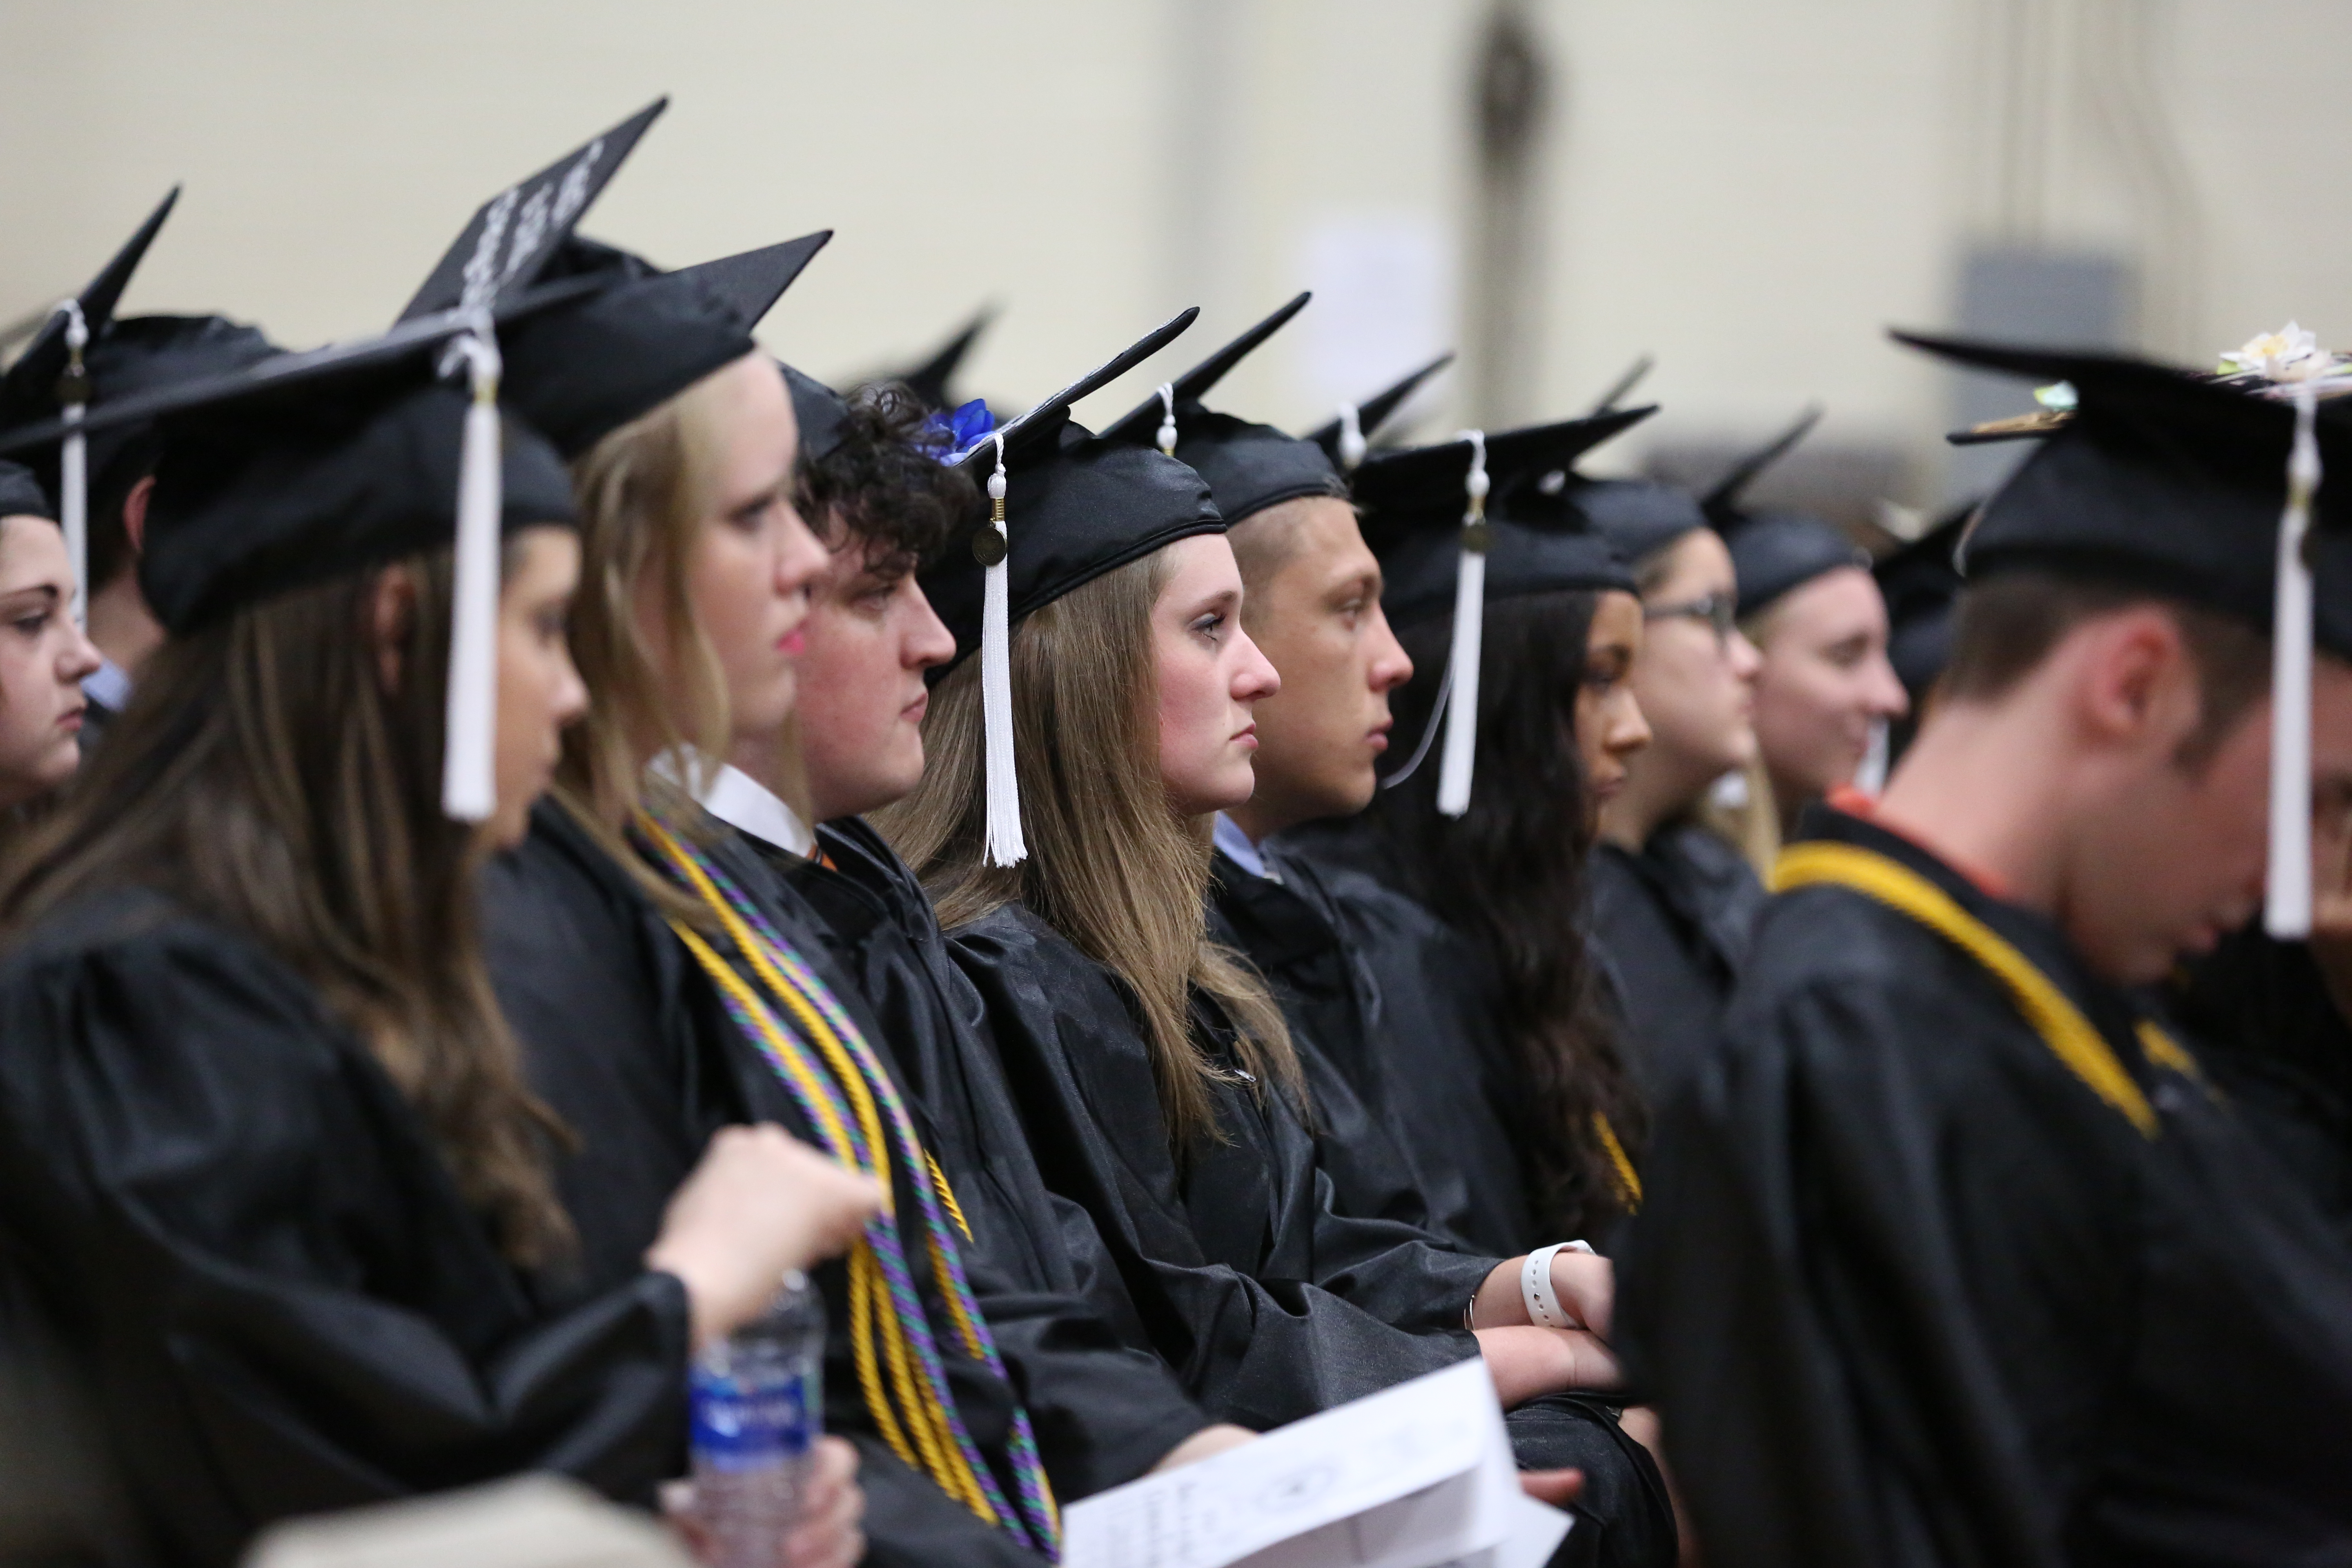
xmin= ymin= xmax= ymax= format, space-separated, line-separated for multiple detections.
xmin=0 ymin=550 xmax=573 ymax=1265
xmin=1365 ymin=588 xmax=1645 ymax=1239
xmin=877 ymin=551 xmax=1300 ymax=1152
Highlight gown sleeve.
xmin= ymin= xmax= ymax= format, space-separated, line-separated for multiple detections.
xmin=1617 ymin=960 xmax=2091 ymax=1568
xmin=0 ymin=912 xmax=691 ymax=1567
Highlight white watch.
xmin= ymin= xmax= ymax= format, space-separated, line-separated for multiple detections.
xmin=1520 ymin=1240 xmax=1595 ymax=1330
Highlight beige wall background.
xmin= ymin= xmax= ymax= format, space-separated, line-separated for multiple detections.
xmin=4 ymin=0 xmax=2349 ymax=512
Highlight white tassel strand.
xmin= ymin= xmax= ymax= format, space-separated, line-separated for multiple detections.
xmin=2267 ymin=381 xmax=2321 ymax=938
xmin=1336 ymin=403 xmax=1367 ymax=472
xmin=980 ymin=433 xmax=1026 ymax=866
xmin=1155 ymin=383 xmax=1179 ymax=457
xmin=1436 ymin=430 xmax=1489 ymax=818
xmin=442 ymin=324 xmax=504 ymax=824
xmin=52 ymin=301 xmax=90 ymax=629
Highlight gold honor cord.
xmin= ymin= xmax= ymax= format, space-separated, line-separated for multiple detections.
xmin=1593 ymin=1114 xmax=1642 ymax=1210
xmin=1772 ymin=842 xmax=2160 ymax=1139
xmin=657 ymin=837 xmax=1006 ymax=1525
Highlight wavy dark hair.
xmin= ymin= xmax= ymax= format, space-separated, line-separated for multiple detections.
xmin=795 ymin=381 xmax=974 ymax=579
xmin=1362 ymin=588 xmax=1645 ymax=1239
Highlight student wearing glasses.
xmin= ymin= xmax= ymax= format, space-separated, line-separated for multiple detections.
xmin=1584 ymin=481 xmax=1767 ymax=1102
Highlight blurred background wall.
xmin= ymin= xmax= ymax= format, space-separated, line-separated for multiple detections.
xmin=4 ymin=0 xmax=2350 ymax=532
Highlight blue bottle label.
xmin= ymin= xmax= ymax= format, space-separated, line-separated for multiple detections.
xmin=689 ymin=1365 xmax=818 ymax=1472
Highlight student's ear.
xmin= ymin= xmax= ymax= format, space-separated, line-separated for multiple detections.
xmin=371 ymin=566 xmax=417 ymax=696
xmin=2078 ymin=607 xmax=2194 ymax=751
xmin=122 ymin=476 xmax=156 ymax=557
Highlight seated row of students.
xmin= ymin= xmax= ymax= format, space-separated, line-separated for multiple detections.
xmin=0 ymin=147 xmax=1682 ymax=1565
xmin=9 ymin=114 xmax=2352 ymax=1568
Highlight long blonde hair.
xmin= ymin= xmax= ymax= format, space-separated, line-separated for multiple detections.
xmin=878 ymin=550 xmax=1299 ymax=1151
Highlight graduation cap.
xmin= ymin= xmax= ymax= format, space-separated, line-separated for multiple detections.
xmin=0 ymin=187 xmax=180 ymax=625
xmin=1895 ymin=325 xmax=2352 ymax=939
xmin=1700 ymin=406 xmax=1869 ymax=617
xmin=1586 ymin=354 xmax=1656 ymax=417
xmin=882 ymin=307 xmax=994 ymax=412
xmin=1875 ymin=503 xmax=1973 ymax=700
xmin=1352 ymin=407 xmax=1653 ymax=815
xmin=1097 ymin=292 xmax=1348 ymax=526
xmin=918 ymin=306 xmax=1204 ymax=864
xmin=397 ymin=99 xmax=666 ymax=323
xmin=497 ymin=232 xmax=827 ymax=459
xmin=0 ymin=461 xmax=50 ymax=521
xmin=1302 ymin=352 xmax=1456 ymax=473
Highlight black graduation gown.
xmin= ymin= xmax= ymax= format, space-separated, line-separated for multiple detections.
xmin=2167 ymin=922 xmax=2352 ymax=1239
xmin=1205 ymin=844 xmax=1481 ymax=1241
xmin=1588 ymin=821 xmax=1764 ymax=1104
xmin=949 ymin=902 xmax=1677 ymax=1568
xmin=1618 ymin=806 xmax=2352 ymax=1567
xmin=483 ymin=804 xmax=1203 ymax=1568
xmin=0 ymin=885 xmax=690 ymax=1568
xmin=1273 ymin=820 xmax=1541 ymax=1257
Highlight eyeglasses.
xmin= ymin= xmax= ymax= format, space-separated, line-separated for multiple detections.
xmin=1644 ymin=591 xmax=1739 ymax=646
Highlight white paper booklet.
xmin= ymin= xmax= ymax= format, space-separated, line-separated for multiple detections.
xmin=1060 ymin=1359 xmax=1570 ymax=1568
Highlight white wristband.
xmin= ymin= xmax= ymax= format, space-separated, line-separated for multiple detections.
xmin=1520 ymin=1240 xmax=1595 ymax=1330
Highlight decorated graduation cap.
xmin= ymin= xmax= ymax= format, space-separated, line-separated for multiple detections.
xmin=397 ymin=98 xmax=666 ymax=324
xmin=0 ymin=187 xmax=180 ymax=625
xmin=1898 ymin=324 xmax=2352 ymax=939
xmin=1098 ymin=292 xmax=1347 ymax=525
xmin=918 ymin=306 xmax=1206 ymax=864
xmin=497 ymin=232 xmax=827 ymax=459
xmin=1702 ymin=405 xmax=1870 ymax=617
xmin=1303 ymin=352 xmax=1456 ymax=474
xmin=883 ymin=307 xmax=994 ymax=413
xmin=0 ymin=461 xmax=51 ymax=521
xmin=1353 ymin=407 xmax=1653 ymax=815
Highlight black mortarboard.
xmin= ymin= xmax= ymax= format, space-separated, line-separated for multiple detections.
xmin=1098 ymin=293 xmax=1345 ymax=526
xmin=1354 ymin=409 xmax=1651 ymax=815
xmin=0 ymin=187 xmax=180 ymax=620
xmin=884 ymin=307 xmax=994 ymax=412
xmin=0 ymin=462 xmax=51 ymax=521
xmin=1586 ymin=354 xmax=1657 ymax=417
xmin=1302 ymin=353 xmax=1455 ymax=473
xmin=1875 ymin=504 xmax=1972 ymax=699
xmin=1575 ymin=477 xmax=1708 ymax=569
xmin=1356 ymin=410 xmax=1651 ymax=628
xmin=915 ymin=307 xmax=1203 ymax=864
xmin=73 ymin=314 xmax=281 ymax=498
xmin=497 ymin=233 xmax=826 ymax=459
xmin=134 ymin=339 xmax=575 ymax=635
xmin=1896 ymin=326 xmax=2352 ymax=939
xmin=1701 ymin=407 xmax=1869 ymax=616
xmin=397 ymin=99 xmax=666 ymax=323
xmin=783 ymin=364 xmax=851 ymax=466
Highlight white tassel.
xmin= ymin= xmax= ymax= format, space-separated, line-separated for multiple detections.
xmin=442 ymin=324 xmax=503 ymax=823
xmin=1336 ymin=403 xmax=1367 ymax=472
xmin=2267 ymin=382 xmax=2320 ymax=938
xmin=1155 ymin=383 xmax=1179 ymax=457
xmin=1436 ymin=430 xmax=1489 ymax=818
xmin=53 ymin=301 xmax=89 ymax=629
xmin=980 ymin=434 xmax=1026 ymax=866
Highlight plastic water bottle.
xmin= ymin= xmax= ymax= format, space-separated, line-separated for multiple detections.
xmin=689 ymin=1270 xmax=825 ymax=1568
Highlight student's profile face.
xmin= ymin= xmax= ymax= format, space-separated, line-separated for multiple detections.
xmin=486 ymin=526 xmax=588 ymax=851
xmin=1751 ymin=566 xmax=1907 ymax=807
xmin=1229 ymin=497 xmax=1411 ymax=831
xmin=676 ymin=355 xmax=826 ymax=749
xmin=793 ymin=529 xmax=956 ymax=822
xmin=1152 ymin=532 xmax=1281 ymax=820
xmin=1628 ymin=529 xmax=1759 ymax=793
xmin=0 ymin=515 xmax=100 ymax=811
xmin=1576 ymin=590 xmax=1653 ymax=809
